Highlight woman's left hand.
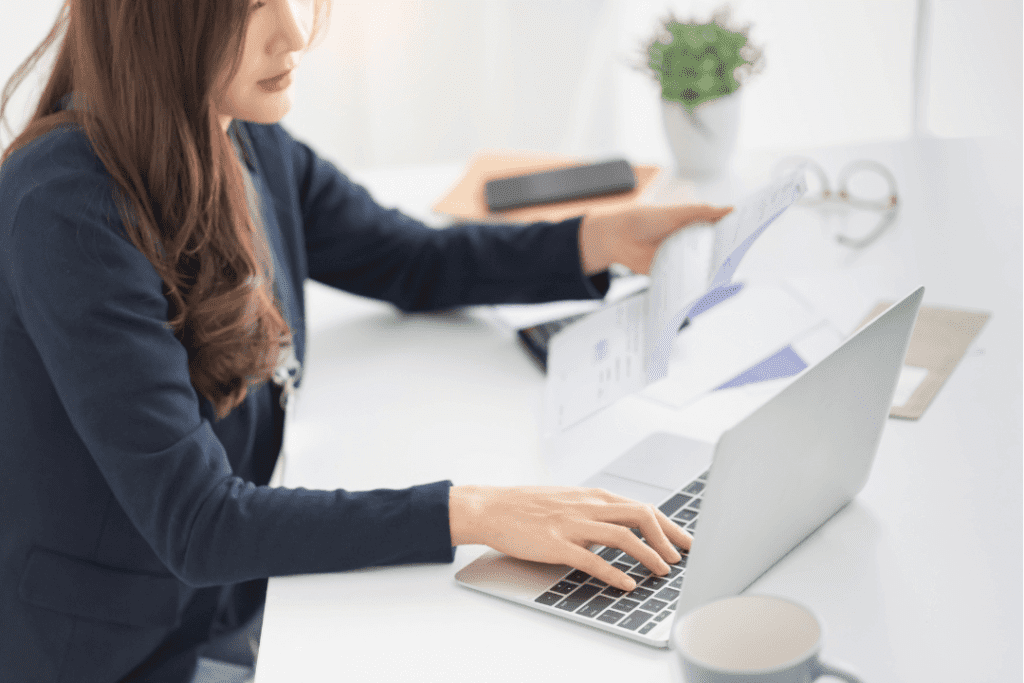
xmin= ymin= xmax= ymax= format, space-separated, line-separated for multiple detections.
xmin=579 ymin=203 xmax=734 ymax=276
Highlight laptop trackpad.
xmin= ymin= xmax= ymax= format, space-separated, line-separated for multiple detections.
xmin=580 ymin=432 xmax=714 ymax=506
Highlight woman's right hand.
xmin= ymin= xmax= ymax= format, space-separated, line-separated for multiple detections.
xmin=449 ymin=485 xmax=693 ymax=592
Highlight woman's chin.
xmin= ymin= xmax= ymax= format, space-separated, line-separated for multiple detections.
xmin=241 ymin=103 xmax=292 ymax=127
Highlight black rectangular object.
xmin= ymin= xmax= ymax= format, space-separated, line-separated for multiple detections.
xmin=565 ymin=569 xmax=591 ymax=584
xmin=658 ymin=493 xmax=693 ymax=516
xmin=683 ymin=481 xmax=705 ymax=495
xmin=485 ymin=159 xmax=636 ymax=212
xmin=534 ymin=592 xmax=562 ymax=606
xmin=640 ymin=575 xmax=667 ymax=590
xmin=674 ymin=508 xmax=698 ymax=523
xmin=578 ymin=595 xmax=616 ymax=618
xmin=623 ymin=586 xmax=654 ymax=601
xmin=597 ymin=609 xmax=626 ymax=625
xmin=618 ymin=610 xmax=655 ymax=631
xmin=655 ymin=587 xmax=680 ymax=602
xmin=555 ymin=584 xmax=602 ymax=612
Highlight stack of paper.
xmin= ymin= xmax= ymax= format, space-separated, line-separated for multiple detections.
xmin=544 ymin=172 xmax=808 ymax=434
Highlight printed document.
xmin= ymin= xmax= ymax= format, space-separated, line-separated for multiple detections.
xmin=544 ymin=172 xmax=807 ymax=434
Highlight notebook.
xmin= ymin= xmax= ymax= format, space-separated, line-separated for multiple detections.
xmin=455 ymin=285 xmax=924 ymax=647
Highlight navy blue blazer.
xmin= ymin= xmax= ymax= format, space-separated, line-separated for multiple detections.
xmin=0 ymin=104 xmax=608 ymax=682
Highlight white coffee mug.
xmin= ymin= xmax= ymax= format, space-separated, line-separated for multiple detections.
xmin=671 ymin=594 xmax=863 ymax=683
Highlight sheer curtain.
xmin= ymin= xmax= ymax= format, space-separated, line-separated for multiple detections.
xmin=2 ymin=0 xmax=1020 ymax=171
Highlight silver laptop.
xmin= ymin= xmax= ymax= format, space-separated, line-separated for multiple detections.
xmin=456 ymin=285 xmax=924 ymax=647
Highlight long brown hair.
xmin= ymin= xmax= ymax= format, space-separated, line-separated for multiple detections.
xmin=0 ymin=0 xmax=331 ymax=418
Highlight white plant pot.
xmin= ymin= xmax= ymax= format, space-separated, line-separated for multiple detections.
xmin=661 ymin=90 xmax=742 ymax=179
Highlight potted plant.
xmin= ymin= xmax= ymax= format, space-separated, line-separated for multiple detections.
xmin=636 ymin=5 xmax=765 ymax=178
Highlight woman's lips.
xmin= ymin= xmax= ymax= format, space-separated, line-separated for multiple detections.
xmin=258 ymin=71 xmax=292 ymax=92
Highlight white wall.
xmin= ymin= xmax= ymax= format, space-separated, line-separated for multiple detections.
xmin=0 ymin=0 xmax=64 ymax=148
xmin=923 ymin=0 xmax=1022 ymax=139
xmin=1 ymin=0 xmax=1020 ymax=171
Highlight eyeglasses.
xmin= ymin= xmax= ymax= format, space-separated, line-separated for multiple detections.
xmin=771 ymin=156 xmax=900 ymax=249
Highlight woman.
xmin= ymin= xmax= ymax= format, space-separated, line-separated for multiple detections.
xmin=0 ymin=1 xmax=732 ymax=680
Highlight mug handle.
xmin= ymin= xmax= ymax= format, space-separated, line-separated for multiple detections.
xmin=813 ymin=658 xmax=864 ymax=683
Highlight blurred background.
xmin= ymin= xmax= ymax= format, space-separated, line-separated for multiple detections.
xmin=1 ymin=0 xmax=1020 ymax=172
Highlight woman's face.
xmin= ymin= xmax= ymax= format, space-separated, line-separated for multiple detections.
xmin=216 ymin=0 xmax=315 ymax=132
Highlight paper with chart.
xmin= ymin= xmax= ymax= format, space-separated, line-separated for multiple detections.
xmin=544 ymin=172 xmax=807 ymax=434
xmin=544 ymin=291 xmax=647 ymax=431
xmin=645 ymin=172 xmax=809 ymax=381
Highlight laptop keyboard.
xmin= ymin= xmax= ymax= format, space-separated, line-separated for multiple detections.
xmin=533 ymin=471 xmax=708 ymax=636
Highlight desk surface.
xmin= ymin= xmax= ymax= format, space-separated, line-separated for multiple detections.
xmin=254 ymin=136 xmax=1022 ymax=682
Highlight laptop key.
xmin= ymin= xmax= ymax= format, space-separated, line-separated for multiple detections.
xmin=578 ymin=595 xmax=616 ymax=618
xmin=549 ymin=581 xmax=578 ymax=595
xmin=683 ymin=481 xmax=705 ymax=495
xmin=612 ymin=598 xmax=640 ymax=613
xmin=653 ymin=610 xmax=673 ymax=622
xmin=688 ymin=498 xmax=702 ymax=510
xmin=657 ymin=493 xmax=692 ymax=517
xmin=565 ymin=569 xmax=591 ymax=584
xmin=598 ymin=547 xmax=621 ymax=562
xmin=612 ymin=561 xmax=634 ymax=573
xmin=666 ymin=566 xmax=682 ymax=578
xmin=673 ymin=509 xmax=698 ymax=523
xmin=655 ymin=587 xmax=680 ymax=602
xmin=638 ymin=622 xmax=658 ymax=635
xmin=618 ymin=610 xmax=655 ymax=631
xmin=602 ymin=586 xmax=627 ymax=599
xmin=669 ymin=576 xmax=683 ymax=588
xmin=641 ymin=576 xmax=668 ymax=590
xmin=641 ymin=598 xmax=668 ymax=613
xmin=534 ymin=592 xmax=562 ymax=606
xmin=625 ymin=586 xmax=654 ymax=601
xmin=598 ymin=610 xmax=626 ymax=625
xmin=555 ymin=584 xmax=602 ymax=612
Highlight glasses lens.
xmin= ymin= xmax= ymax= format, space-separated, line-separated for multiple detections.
xmin=842 ymin=166 xmax=894 ymax=208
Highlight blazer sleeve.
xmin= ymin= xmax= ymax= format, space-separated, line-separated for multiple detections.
xmin=5 ymin=170 xmax=454 ymax=587
xmin=286 ymin=132 xmax=610 ymax=310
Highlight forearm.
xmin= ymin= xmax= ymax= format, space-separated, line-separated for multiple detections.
xmin=578 ymin=210 xmax=615 ymax=275
xmin=449 ymin=484 xmax=484 ymax=546
xmin=174 ymin=479 xmax=456 ymax=585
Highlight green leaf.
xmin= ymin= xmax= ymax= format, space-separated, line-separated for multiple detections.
xmin=649 ymin=16 xmax=760 ymax=100
xmin=663 ymin=75 xmax=687 ymax=95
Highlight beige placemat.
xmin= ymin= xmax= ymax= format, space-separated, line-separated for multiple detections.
xmin=857 ymin=303 xmax=990 ymax=419
xmin=432 ymin=149 xmax=661 ymax=224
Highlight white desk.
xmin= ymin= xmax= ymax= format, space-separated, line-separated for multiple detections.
xmin=254 ymin=136 xmax=1022 ymax=682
